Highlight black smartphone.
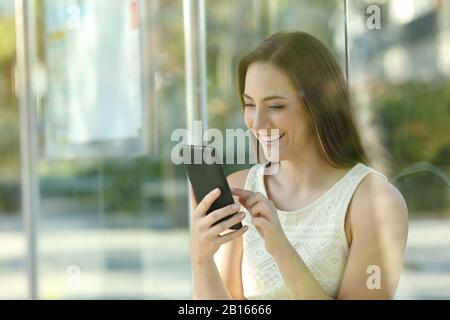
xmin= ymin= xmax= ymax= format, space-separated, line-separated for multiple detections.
xmin=181 ymin=144 xmax=242 ymax=231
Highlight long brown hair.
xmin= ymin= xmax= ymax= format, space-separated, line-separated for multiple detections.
xmin=238 ymin=31 xmax=368 ymax=168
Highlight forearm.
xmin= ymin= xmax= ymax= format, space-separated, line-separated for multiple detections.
xmin=192 ymin=258 xmax=232 ymax=300
xmin=273 ymin=241 xmax=333 ymax=300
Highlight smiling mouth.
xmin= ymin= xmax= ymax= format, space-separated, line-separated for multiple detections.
xmin=259 ymin=132 xmax=286 ymax=145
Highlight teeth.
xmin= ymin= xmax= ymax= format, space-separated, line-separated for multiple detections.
xmin=261 ymin=135 xmax=280 ymax=142
xmin=260 ymin=133 xmax=285 ymax=143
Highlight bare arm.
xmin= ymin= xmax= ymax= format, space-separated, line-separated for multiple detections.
xmin=213 ymin=169 xmax=250 ymax=300
xmin=192 ymin=259 xmax=232 ymax=300
xmin=244 ymin=173 xmax=408 ymax=300
xmin=190 ymin=188 xmax=232 ymax=299
xmin=271 ymin=241 xmax=334 ymax=299
xmin=337 ymin=174 xmax=409 ymax=299
xmin=190 ymin=170 xmax=250 ymax=300
xmin=233 ymin=187 xmax=334 ymax=299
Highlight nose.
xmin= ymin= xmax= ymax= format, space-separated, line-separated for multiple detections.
xmin=252 ymin=107 xmax=269 ymax=133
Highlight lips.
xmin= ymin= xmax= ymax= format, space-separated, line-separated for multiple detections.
xmin=259 ymin=132 xmax=286 ymax=145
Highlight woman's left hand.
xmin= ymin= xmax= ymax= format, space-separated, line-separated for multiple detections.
xmin=231 ymin=188 xmax=289 ymax=256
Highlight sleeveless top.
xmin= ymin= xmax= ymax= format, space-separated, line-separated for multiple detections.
xmin=241 ymin=162 xmax=388 ymax=299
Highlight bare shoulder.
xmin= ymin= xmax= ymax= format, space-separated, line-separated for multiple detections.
xmin=338 ymin=172 xmax=409 ymax=298
xmin=227 ymin=168 xmax=251 ymax=189
xmin=349 ymin=172 xmax=409 ymax=237
xmin=354 ymin=173 xmax=408 ymax=216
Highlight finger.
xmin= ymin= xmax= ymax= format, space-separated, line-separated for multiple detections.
xmin=216 ymin=225 xmax=249 ymax=245
xmin=251 ymin=215 xmax=270 ymax=228
xmin=209 ymin=211 xmax=246 ymax=235
xmin=236 ymin=195 xmax=248 ymax=207
xmin=231 ymin=188 xmax=253 ymax=199
xmin=195 ymin=188 xmax=221 ymax=217
xmin=235 ymin=192 xmax=256 ymax=209
xmin=247 ymin=202 xmax=272 ymax=219
xmin=203 ymin=203 xmax=241 ymax=227
xmin=237 ymin=197 xmax=253 ymax=211
xmin=245 ymin=192 xmax=265 ymax=208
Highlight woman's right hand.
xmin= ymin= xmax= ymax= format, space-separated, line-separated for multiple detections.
xmin=190 ymin=187 xmax=249 ymax=264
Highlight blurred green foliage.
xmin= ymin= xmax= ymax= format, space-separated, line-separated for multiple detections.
xmin=374 ymin=82 xmax=450 ymax=215
xmin=0 ymin=18 xmax=15 ymax=61
xmin=0 ymin=13 xmax=21 ymax=211
xmin=375 ymin=82 xmax=450 ymax=169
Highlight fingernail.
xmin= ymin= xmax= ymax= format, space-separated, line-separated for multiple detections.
xmin=213 ymin=188 xmax=220 ymax=194
xmin=232 ymin=204 xmax=240 ymax=210
xmin=239 ymin=212 xmax=245 ymax=218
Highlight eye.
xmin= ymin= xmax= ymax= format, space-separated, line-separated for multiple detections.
xmin=269 ymin=105 xmax=285 ymax=109
xmin=244 ymin=103 xmax=256 ymax=108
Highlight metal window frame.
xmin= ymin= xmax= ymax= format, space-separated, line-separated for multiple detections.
xmin=15 ymin=0 xmax=39 ymax=300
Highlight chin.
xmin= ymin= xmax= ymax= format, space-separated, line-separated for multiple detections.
xmin=260 ymin=144 xmax=287 ymax=163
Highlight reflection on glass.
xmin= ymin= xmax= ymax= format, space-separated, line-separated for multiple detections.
xmin=31 ymin=0 xmax=189 ymax=299
xmin=0 ymin=0 xmax=27 ymax=299
xmin=205 ymin=0 xmax=346 ymax=172
xmin=1 ymin=0 xmax=449 ymax=300
xmin=349 ymin=0 xmax=450 ymax=299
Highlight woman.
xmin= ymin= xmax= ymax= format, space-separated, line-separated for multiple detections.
xmin=190 ymin=31 xmax=408 ymax=299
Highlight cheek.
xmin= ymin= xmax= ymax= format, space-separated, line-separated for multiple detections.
xmin=243 ymin=109 xmax=253 ymax=128
xmin=277 ymin=108 xmax=313 ymax=139
xmin=271 ymin=112 xmax=293 ymax=130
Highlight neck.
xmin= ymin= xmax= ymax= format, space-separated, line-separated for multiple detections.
xmin=275 ymin=143 xmax=343 ymax=192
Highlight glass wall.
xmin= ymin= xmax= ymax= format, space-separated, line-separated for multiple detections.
xmin=0 ymin=0 xmax=27 ymax=300
xmin=1 ymin=0 xmax=449 ymax=300
xmin=348 ymin=0 xmax=450 ymax=298
xmin=3 ymin=0 xmax=191 ymax=299
xmin=34 ymin=0 xmax=190 ymax=299
xmin=205 ymin=0 xmax=347 ymax=175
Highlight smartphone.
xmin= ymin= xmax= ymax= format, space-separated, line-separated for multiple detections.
xmin=181 ymin=145 xmax=242 ymax=231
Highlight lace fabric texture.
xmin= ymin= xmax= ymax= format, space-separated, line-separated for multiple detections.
xmin=241 ymin=162 xmax=387 ymax=299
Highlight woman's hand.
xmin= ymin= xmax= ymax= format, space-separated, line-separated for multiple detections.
xmin=190 ymin=187 xmax=249 ymax=265
xmin=231 ymin=188 xmax=289 ymax=257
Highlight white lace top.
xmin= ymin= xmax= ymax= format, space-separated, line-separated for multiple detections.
xmin=241 ymin=162 xmax=387 ymax=299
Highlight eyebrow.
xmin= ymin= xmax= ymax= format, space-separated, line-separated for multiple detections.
xmin=243 ymin=93 xmax=288 ymax=102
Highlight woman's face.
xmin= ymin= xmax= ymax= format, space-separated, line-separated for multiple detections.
xmin=243 ymin=62 xmax=315 ymax=162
